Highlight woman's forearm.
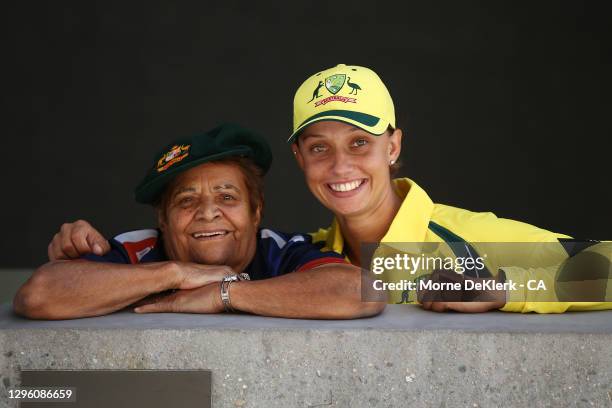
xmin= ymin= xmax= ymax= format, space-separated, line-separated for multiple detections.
xmin=13 ymin=260 xmax=180 ymax=319
xmin=230 ymin=264 xmax=386 ymax=319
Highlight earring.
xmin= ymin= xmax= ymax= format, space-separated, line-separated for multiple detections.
xmin=293 ymin=151 xmax=297 ymax=155
xmin=389 ymin=159 xmax=395 ymax=165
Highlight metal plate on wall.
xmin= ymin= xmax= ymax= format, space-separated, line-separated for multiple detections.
xmin=19 ymin=369 xmax=211 ymax=408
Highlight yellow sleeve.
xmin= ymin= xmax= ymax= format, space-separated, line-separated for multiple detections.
xmin=499 ymin=242 xmax=612 ymax=313
xmin=434 ymin=206 xmax=612 ymax=313
xmin=432 ymin=204 xmax=571 ymax=243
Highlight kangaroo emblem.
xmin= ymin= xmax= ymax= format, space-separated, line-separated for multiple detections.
xmin=308 ymin=81 xmax=325 ymax=102
xmin=396 ymin=290 xmax=410 ymax=304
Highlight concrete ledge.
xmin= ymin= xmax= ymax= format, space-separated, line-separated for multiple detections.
xmin=1 ymin=305 xmax=611 ymax=407
xmin=3 ymin=303 xmax=612 ymax=333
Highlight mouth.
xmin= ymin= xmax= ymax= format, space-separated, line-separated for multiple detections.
xmin=190 ymin=230 xmax=230 ymax=240
xmin=326 ymin=178 xmax=367 ymax=195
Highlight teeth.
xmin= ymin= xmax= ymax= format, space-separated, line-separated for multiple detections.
xmin=329 ymin=180 xmax=363 ymax=192
xmin=192 ymin=231 xmax=226 ymax=238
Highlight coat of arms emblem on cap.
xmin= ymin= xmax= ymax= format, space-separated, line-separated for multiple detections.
xmin=324 ymin=74 xmax=346 ymax=95
xmin=157 ymin=144 xmax=190 ymax=172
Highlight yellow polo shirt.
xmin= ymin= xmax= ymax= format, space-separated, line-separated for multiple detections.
xmin=311 ymin=178 xmax=612 ymax=313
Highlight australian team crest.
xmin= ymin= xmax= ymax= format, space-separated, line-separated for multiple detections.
xmin=325 ymin=74 xmax=346 ymax=95
xmin=157 ymin=144 xmax=190 ymax=172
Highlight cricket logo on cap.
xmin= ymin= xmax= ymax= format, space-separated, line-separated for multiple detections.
xmin=157 ymin=144 xmax=190 ymax=172
xmin=324 ymin=74 xmax=346 ymax=94
xmin=307 ymin=72 xmax=362 ymax=107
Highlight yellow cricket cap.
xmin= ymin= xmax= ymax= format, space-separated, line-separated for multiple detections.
xmin=288 ymin=64 xmax=395 ymax=143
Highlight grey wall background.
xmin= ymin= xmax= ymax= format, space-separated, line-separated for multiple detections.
xmin=2 ymin=1 xmax=611 ymax=267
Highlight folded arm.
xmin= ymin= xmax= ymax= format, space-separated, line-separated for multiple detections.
xmin=13 ymin=260 xmax=231 ymax=320
xmin=13 ymin=260 xmax=175 ymax=319
xmin=135 ymin=263 xmax=387 ymax=319
xmin=231 ymin=263 xmax=386 ymax=319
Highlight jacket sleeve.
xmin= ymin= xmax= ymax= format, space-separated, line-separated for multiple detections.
xmin=500 ymin=241 xmax=612 ymax=313
xmin=435 ymin=206 xmax=612 ymax=313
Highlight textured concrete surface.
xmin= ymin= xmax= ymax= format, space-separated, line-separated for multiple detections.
xmin=1 ymin=305 xmax=612 ymax=407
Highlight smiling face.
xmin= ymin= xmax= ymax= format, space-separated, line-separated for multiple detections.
xmin=293 ymin=121 xmax=402 ymax=217
xmin=158 ymin=161 xmax=261 ymax=272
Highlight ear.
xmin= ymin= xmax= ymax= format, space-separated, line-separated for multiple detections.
xmin=388 ymin=128 xmax=403 ymax=162
xmin=253 ymin=202 xmax=263 ymax=228
xmin=291 ymin=143 xmax=305 ymax=171
xmin=157 ymin=207 xmax=167 ymax=233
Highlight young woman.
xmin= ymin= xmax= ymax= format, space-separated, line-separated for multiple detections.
xmin=288 ymin=64 xmax=612 ymax=314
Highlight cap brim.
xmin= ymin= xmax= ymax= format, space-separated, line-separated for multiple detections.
xmin=287 ymin=110 xmax=388 ymax=144
xmin=134 ymin=147 xmax=252 ymax=204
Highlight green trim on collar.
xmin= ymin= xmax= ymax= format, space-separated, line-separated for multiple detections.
xmin=428 ymin=221 xmax=466 ymax=243
xmin=427 ymin=221 xmax=493 ymax=278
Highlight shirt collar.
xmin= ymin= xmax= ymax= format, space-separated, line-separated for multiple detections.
xmin=382 ymin=178 xmax=434 ymax=243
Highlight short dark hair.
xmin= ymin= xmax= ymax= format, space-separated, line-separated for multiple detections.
xmin=155 ymin=156 xmax=265 ymax=217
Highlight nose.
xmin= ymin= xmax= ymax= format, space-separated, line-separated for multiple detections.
xmin=329 ymin=148 xmax=354 ymax=177
xmin=195 ymin=197 xmax=221 ymax=222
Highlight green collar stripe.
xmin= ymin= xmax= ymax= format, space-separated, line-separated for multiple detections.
xmin=299 ymin=110 xmax=380 ymax=128
xmin=428 ymin=221 xmax=466 ymax=243
xmin=427 ymin=221 xmax=492 ymax=278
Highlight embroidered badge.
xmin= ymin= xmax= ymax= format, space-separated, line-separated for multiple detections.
xmin=324 ymin=74 xmax=346 ymax=95
xmin=157 ymin=144 xmax=190 ymax=172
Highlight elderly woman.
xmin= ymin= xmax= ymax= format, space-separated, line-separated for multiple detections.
xmin=14 ymin=124 xmax=385 ymax=320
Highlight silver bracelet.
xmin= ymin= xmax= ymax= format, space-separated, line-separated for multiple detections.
xmin=220 ymin=275 xmax=238 ymax=312
xmin=220 ymin=273 xmax=251 ymax=313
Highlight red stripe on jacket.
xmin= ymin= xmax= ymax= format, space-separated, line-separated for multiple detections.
xmin=296 ymin=257 xmax=347 ymax=272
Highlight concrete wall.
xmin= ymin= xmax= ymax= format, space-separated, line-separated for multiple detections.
xmin=2 ymin=305 xmax=611 ymax=407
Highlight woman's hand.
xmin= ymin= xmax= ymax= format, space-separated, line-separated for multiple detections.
xmin=133 ymin=283 xmax=225 ymax=314
xmin=170 ymin=262 xmax=237 ymax=290
xmin=48 ymin=220 xmax=110 ymax=260
xmin=417 ymin=271 xmax=506 ymax=313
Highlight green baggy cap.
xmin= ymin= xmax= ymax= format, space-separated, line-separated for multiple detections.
xmin=134 ymin=123 xmax=272 ymax=204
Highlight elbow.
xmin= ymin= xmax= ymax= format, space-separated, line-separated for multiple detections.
xmin=339 ymin=296 xmax=386 ymax=320
xmin=13 ymin=268 xmax=56 ymax=319
xmin=338 ymin=265 xmax=387 ymax=319
xmin=357 ymin=300 xmax=386 ymax=318
xmin=13 ymin=284 xmax=45 ymax=319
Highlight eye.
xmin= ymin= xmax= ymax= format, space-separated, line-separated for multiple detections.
xmin=178 ymin=196 xmax=194 ymax=206
xmin=221 ymin=194 xmax=235 ymax=201
xmin=309 ymin=144 xmax=328 ymax=153
xmin=351 ymin=138 xmax=368 ymax=148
